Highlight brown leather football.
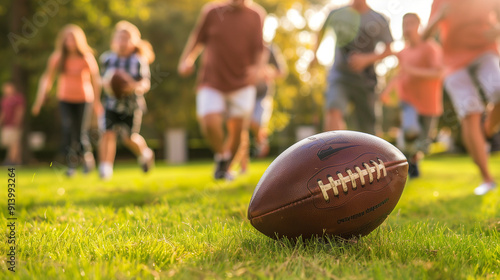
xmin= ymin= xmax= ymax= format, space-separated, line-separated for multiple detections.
xmin=108 ymin=70 xmax=132 ymax=99
xmin=248 ymin=130 xmax=408 ymax=240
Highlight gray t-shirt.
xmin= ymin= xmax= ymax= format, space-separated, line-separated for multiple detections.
xmin=325 ymin=7 xmax=393 ymax=86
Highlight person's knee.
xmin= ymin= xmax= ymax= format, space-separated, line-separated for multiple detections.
xmin=130 ymin=133 xmax=142 ymax=142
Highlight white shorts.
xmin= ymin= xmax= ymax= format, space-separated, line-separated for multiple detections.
xmin=444 ymin=52 xmax=500 ymax=119
xmin=1 ymin=127 xmax=22 ymax=147
xmin=196 ymin=86 xmax=256 ymax=118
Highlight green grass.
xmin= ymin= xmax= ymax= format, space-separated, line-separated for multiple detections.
xmin=1 ymin=154 xmax=500 ymax=279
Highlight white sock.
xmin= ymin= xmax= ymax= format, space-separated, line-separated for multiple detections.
xmin=100 ymin=162 xmax=113 ymax=175
xmin=214 ymin=151 xmax=231 ymax=161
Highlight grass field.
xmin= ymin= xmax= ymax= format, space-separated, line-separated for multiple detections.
xmin=1 ymin=154 xmax=500 ymax=279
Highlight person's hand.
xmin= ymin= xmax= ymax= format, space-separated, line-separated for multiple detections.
xmin=348 ymin=53 xmax=372 ymax=73
xmin=178 ymin=60 xmax=196 ymax=77
xmin=31 ymin=102 xmax=42 ymax=116
xmin=308 ymin=55 xmax=318 ymax=71
xmin=245 ymin=64 xmax=259 ymax=85
xmin=380 ymin=91 xmax=391 ymax=105
xmin=484 ymin=23 xmax=500 ymax=42
xmin=93 ymin=100 xmax=104 ymax=117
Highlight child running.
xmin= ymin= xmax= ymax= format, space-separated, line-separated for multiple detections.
xmin=98 ymin=21 xmax=155 ymax=180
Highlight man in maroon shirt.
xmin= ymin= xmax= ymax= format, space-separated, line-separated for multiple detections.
xmin=179 ymin=0 xmax=266 ymax=179
xmin=0 ymin=81 xmax=26 ymax=165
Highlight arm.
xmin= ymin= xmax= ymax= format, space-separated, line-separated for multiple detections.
xmin=130 ymin=57 xmax=151 ymax=96
xmin=178 ymin=34 xmax=205 ymax=77
xmin=485 ymin=4 xmax=500 ymax=40
xmin=402 ymin=64 xmax=443 ymax=79
xmin=245 ymin=5 xmax=268 ymax=85
xmin=84 ymin=53 xmax=103 ymax=116
xmin=349 ymin=14 xmax=394 ymax=73
xmin=348 ymin=42 xmax=393 ymax=73
xmin=178 ymin=6 xmax=210 ymax=77
xmin=422 ymin=2 xmax=448 ymax=40
xmin=32 ymin=52 xmax=59 ymax=116
xmin=273 ymin=45 xmax=288 ymax=79
xmin=309 ymin=13 xmax=329 ymax=69
xmin=380 ymin=75 xmax=399 ymax=105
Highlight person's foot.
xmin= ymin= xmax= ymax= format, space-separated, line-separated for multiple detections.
xmin=139 ymin=148 xmax=155 ymax=173
xmin=82 ymin=152 xmax=96 ymax=174
xmin=99 ymin=163 xmax=113 ymax=180
xmin=255 ymin=141 xmax=270 ymax=158
xmin=474 ymin=182 xmax=497 ymax=195
xmin=214 ymin=158 xmax=231 ymax=180
xmin=408 ymin=161 xmax=420 ymax=178
xmin=66 ymin=168 xmax=76 ymax=178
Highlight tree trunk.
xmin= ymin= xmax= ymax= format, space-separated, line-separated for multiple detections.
xmin=9 ymin=0 xmax=33 ymax=164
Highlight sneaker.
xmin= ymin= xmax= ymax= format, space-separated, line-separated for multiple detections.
xmin=99 ymin=163 xmax=113 ymax=180
xmin=139 ymin=148 xmax=155 ymax=173
xmin=214 ymin=158 xmax=231 ymax=180
xmin=66 ymin=168 xmax=76 ymax=177
xmin=474 ymin=182 xmax=497 ymax=195
xmin=408 ymin=161 xmax=420 ymax=178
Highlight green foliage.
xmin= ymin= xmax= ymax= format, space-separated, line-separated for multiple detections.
xmin=1 ymin=154 xmax=500 ymax=278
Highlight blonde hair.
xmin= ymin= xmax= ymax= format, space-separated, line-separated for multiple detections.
xmin=54 ymin=24 xmax=93 ymax=72
xmin=112 ymin=20 xmax=155 ymax=64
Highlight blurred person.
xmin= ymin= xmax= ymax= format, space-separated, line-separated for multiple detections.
xmin=178 ymin=0 xmax=266 ymax=180
xmin=32 ymin=24 xmax=102 ymax=176
xmin=98 ymin=21 xmax=155 ymax=180
xmin=0 ymin=82 xmax=25 ymax=165
xmin=423 ymin=0 xmax=500 ymax=195
xmin=381 ymin=13 xmax=443 ymax=178
xmin=232 ymin=43 xmax=287 ymax=174
xmin=310 ymin=0 xmax=393 ymax=135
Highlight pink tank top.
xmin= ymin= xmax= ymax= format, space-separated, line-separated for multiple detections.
xmin=57 ymin=55 xmax=94 ymax=103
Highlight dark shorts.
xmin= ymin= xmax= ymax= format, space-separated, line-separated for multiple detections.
xmin=325 ymin=73 xmax=377 ymax=134
xmin=102 ymin=109 xmax=142 ymax=135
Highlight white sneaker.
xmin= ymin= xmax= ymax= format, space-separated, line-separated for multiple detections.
xmin=99 ymin=163 xmax=113 ymax=180
xmin=139 ymin=148 xmax=154 ymax=173
xmin=474 ymin=182 xmax=497 ymax=195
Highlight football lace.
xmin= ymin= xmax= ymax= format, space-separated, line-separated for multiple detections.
xmin=317 ymin=159 xmax=387 ymax=202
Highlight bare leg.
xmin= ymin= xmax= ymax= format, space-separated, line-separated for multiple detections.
xmin=122 ymin=133 xmax=148 ymax=156
xmin=200 ymin=113 xmax=225 ymax=155
xmin=484 ymin=102 xmax=500 ymax=138
xmin=7 ymin=142 xmax=22 ymax=165
xmin=225 ymin=117 xmax=246 ymax=159
xmin=99 ymin=131 xmax=117 ymax=164
xmin=324 ymin=109 xmax=346 ymax=131
xmin=231 ymin=129 xmax=250 ymax=173
xmin=123 ymin=133 xmax=154 ymax=172
xmin=461 ymin=113 xmax=494 ymax=183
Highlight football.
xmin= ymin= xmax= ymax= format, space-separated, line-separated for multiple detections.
xmin=248 ymin=130 xmax=408 ymax=240
xmin=104 ymin=69 xmax=132 ymax=99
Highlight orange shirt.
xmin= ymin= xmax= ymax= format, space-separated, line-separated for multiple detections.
xmin=54 ymin=54 xmax=94 ymax=103
xmin=396 ymin=40 xmax=443 ymax=116
xmin=430 ymin=0 xmax=499 ymax=74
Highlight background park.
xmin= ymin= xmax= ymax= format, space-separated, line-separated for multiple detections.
xmin=1 ymin=0 xmax=500 ymax=279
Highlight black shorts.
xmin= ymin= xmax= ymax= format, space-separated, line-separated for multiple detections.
xmin=103 ymin=109 xmax=142 ymax=135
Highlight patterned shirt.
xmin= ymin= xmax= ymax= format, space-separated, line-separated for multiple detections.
xmin=100 ymin=51 xmax=150 ymax=115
